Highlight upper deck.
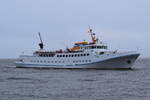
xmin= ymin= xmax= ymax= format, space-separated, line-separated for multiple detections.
xmin=34 ymin=28 xmax=108 ymax=57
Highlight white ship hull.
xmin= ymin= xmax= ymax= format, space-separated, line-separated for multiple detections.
xmin=15 ymin=52 xmax=140 ymax=69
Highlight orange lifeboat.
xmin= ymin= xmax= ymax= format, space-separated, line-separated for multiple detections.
xmin=70 ymin=46 xmax=81 ymax=51
xmin=75 ymin=41 xmax=88 ymax=45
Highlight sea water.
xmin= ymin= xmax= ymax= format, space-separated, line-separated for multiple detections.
xmin=0 ymin=58 xmax=150 ymax=100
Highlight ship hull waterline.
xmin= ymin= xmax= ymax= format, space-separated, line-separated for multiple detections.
xmin=15 ymin=53 xmax=140 ymax=69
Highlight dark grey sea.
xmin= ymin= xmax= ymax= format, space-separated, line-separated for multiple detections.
xmin=0 ymin=58 xmax=150 ymax=100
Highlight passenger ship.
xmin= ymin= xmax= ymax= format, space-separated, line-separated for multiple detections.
xmin=15 ymin=28 xmax=140 ymax=69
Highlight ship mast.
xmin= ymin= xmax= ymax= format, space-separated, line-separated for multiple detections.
xmin=88 ymin=27 xmax=97 ymax=44
xmin=38 ymin=32 xmax=44 ymax=50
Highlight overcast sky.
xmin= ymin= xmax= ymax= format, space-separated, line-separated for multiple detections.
xmin=0 ymin=0 xmax=150 ymax=58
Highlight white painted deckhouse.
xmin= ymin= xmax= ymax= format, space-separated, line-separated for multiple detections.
xmin=15 ymin=28 xmax=140 ymax=69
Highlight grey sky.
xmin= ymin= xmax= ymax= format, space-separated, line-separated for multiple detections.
xmin=0 ymin=0 xmax=149 ymax=58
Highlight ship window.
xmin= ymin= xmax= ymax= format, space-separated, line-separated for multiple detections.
xmin=51 ymin=61 xmax=53 ymax=63
xmin=63 ymin=55 xmax=65 ymax=57
xmin=57 ymin=55 xmax=59 ymax=57
xmin=78 ymin=54 xmax=80 ymax=57
xmin=60 ymin=55 xmax=62 ymax=57
xmin=84 ymin=54 xmax=86 ymax=56
xmin=81 ymin=54 xmax=83 ymax=56
xmin=48 ymin=61 xmax=50 ymax=63
xmin=75 ymin=54 xmax=77 ymax=57
xmin=87 ymin=53 xmax=89 ymax=56
xmin=69 ymin=55 xmax=71 ymax=57
xmin=55 ymin=61 xmax=57 ymax=63
xmin=100 ymin=52 xmax=104 ymax=55
xmin=66 ymin=55 xmax=68 ymax=57
xmin=91 ymin=46 xmax=96 ymax=49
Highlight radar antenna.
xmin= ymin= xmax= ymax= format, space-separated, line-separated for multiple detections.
xmin=38 ymin=32 xmax=44 ymax=50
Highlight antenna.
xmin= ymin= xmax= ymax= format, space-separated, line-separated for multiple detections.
xmin=38 ymin=32 xmax=44 ymax=50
